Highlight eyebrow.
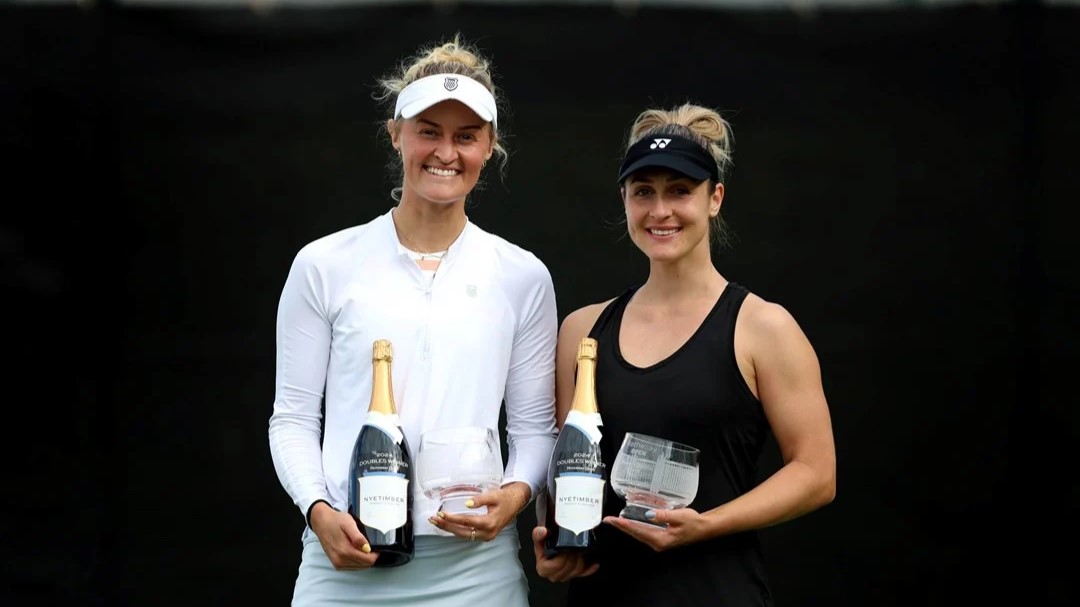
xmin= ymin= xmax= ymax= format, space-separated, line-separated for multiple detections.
xmin=416 ymin=118 xmax=485 ymax=131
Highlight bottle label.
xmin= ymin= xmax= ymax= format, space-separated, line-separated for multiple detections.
xmin=565 ymin=410 xmax=603 ymax=443
xmin=554 ymin=475 xmax=604 ymax=534
xmin=364 ymin=412 xmax=405 ymax=444
xmin=358 ymin=474 xmax=409 ymax=533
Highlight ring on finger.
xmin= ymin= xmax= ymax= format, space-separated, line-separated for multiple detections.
xmin=470 ymin=528 xmax=476 ymax=541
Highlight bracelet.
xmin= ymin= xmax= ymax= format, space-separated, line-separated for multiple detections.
xmin=505 ymin=483 xmax=532 ymax=515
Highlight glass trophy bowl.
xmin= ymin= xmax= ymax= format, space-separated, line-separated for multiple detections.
xmin=416 ymin=425 xmax=503 ymax=516
xmin=610 ymin=432 xmax=700 ymax=527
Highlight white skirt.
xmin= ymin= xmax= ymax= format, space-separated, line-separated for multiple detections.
xmin=291 ymin=526 xmax=531 ymax=606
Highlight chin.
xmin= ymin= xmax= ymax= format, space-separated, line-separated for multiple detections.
xmin=416 ymin=188 xmax=470 ymax=205
xmin=641 ymin=243 xmax=690 ymax=262
xmin=646 ymin=253 xmax=684 ymax=264
xmin=632 ymin=240 xmax=677 ymax=260
xmin=421 ymin=181 xmax=473 ymax=200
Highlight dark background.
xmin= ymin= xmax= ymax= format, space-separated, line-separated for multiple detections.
xmin=3 ymin=0 xmax=1076 ymax=605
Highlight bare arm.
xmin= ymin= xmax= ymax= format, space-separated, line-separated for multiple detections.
xmin=704 ymin=295 xmax=837 ymax=535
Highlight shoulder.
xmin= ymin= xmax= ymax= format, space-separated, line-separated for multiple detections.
xmin=740 ymin=291 xmax=799 ymax=333
xmin=282 ymin=219 xmax=386 ymax=304
xmin=559 ymin=299 xmax=615 ymax=342
xmin=561 ymin=283 xmax=639 ymax=339
xmin=293 ymin=216 xmax=384 ymax=269
xmin=470 ymin=223 xmax=554 ymax=285
xmin=737 ymin=291 xmax=814 ymax=356
xmin=742 ymin=290 xmax=795 ymax=323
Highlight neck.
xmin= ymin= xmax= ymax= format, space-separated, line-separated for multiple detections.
xmin=640 ymin=248 xmax=725 ymax=303
xmin=392 ymin=202 xmax=467 ymax=254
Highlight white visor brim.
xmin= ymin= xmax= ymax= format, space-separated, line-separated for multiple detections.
xmin=394 ymin=73 xmax=497 ymax=127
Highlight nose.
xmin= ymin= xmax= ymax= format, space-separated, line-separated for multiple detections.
xmin=648 ymin=196 xmax=673 ymax=219
xmin=433 ymin=136 xmax=457 ymax=164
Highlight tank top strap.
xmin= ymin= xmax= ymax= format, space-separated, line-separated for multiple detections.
xmin=587 ymin=285 xmax=640 ymax=341
xmin=717 ymin=281 xmax=750 ymax=333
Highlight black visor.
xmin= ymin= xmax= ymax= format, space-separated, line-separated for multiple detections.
xmin=616 ymin=135 xmax=719 ymax=184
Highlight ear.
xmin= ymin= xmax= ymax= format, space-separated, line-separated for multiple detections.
xmin=709 ymin=182 xmax=725 ymax=217
xmin=387 ymin=119 xmax=401 ymax=151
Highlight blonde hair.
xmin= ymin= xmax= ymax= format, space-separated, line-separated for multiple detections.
xmin=625 ymin=103 xmax=735 ymax=248
xmin=376 ymin=34 xmax=508 ymax=201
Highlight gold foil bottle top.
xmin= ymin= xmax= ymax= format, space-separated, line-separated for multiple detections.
xmin=368 ymin=339 xmax=396 ymax=415
xmin=372 ymin=339 xmax=393 ymax=362
xmin=570 ymin=337 xmax=599 ymax=415
xmin=577 ymin=337 xmax=597 ymax=361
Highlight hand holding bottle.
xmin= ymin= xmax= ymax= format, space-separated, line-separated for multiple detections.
xmin=531 ymin=526 xmax=599 ymax=582
xmin=309 ymin=501 xmax=381 ymax=570
xmin=346 ymin=339 xmax=415 ymax=567
xmin=543 ymin=337 xmax=606 ymax=556
xmin=430 ymin=481 xmax=531 ymax=541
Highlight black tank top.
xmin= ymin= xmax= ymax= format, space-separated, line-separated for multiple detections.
xmin=565 ymin=281 xmax=775 ymax=607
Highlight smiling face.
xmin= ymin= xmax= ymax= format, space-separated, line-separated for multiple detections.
xmin=389 ymin=99 xmax=494 ymax=207
xmin=622 ymin=168 xmax=724 ymax=263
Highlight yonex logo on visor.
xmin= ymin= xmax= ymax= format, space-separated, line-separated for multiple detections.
xmin=617 ymin=134 xmax=719 ymax=184
xmin=394 ymin=73 xmax=497 ymax=127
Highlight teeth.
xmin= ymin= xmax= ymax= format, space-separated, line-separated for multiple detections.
xmin=650 ymin=228 xmax=678 ymax=236
xmin=426 ymin=167 xmax=458 ymax=177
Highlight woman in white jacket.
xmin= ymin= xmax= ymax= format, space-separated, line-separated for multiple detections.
xmin=268 ymin=34 xmax=558 ymax=607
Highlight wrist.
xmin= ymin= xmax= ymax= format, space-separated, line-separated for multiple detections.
xmin=306 ymin=499 xmax=335 ymax=529
xmin=502 ymin=481 xmax=532 ymax=514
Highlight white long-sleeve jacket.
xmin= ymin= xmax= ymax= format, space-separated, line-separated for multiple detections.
xmin=268 ymin=209 xmax=558 ymax=536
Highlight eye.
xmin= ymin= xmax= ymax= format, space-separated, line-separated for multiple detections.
xmin=456 ymin=132 xmax=477 ymax=143
xmin=631 ymin=186 xmax=654 ymax=198
xmin=419 ymin=128 xmax=439 ymax=137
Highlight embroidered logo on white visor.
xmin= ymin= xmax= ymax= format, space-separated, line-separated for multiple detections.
xmin=394 ymin=73 xmax=497 ymax=127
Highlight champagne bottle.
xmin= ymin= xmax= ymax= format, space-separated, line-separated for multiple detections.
xmin=543 ymin=337 xmax=606 ymax=557
xmin=347 ymin=339 xmax=414 ymax=568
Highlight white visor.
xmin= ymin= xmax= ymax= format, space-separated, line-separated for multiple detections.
xmin=394 ymin=73 xmax=498 ymax=127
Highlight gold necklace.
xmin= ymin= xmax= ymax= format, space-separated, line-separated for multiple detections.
xmin=393 ymin=210 xmax=466 ymax=257
xmin=398 ymin=231 xmax=448 ymax=258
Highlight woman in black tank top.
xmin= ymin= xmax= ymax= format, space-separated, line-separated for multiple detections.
xmin=531 ymin=103 xmax=837 ymax=606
